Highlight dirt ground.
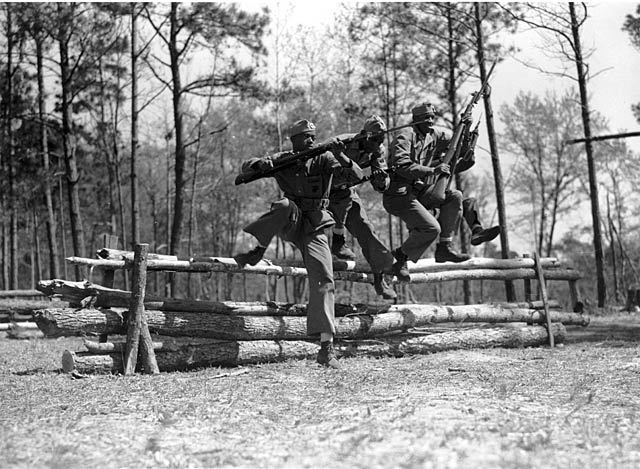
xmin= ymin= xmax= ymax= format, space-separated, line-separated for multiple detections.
xmin=1 ymin=311 xmax=639 ymax=469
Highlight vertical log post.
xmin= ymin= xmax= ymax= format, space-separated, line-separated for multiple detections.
xmin=99 ymin=234 xmax=119 ymax=343
xmin=124 ymin=243 xmax=159 ymax=375
xmin=533 ymin=251 xmax=554 ymax=348
xmin=522 ymin=253 xmax=532 ymax=302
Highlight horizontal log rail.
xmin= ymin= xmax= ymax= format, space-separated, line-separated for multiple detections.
xmin=66 ymin=256 xmax=580 ymax=284
xmin=37 ymin=279 xmax=563 ymax=314
xmin=96 ymin=248 xmax=563 ymax=273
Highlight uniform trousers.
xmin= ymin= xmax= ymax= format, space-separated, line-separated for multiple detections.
xmin=462 ymin=197 xmax=482 ymax=232
xmin=329 ymin=188 xmax=394 ymax=273
xmin=243 ymin=197 xmax=335 ymax=336
xmin=383 ymin=188 xmax=463 ymax=262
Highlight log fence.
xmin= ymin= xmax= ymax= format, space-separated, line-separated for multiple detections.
xmin=31 ymin=244 xmax=588 ymax=374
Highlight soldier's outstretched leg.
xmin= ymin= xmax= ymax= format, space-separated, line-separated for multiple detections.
xmin=424 ymin=189 xmax=470 ymax=263
xmin=233 ymin=198 xmax=297 ymax=267
xmin=463 ymin=197 xmax=501 ymax=246
xmin=383 ymin=193 xmax=440 ymax=280
xmin=345 ymin=194 xmax=396 ymax=300
xmin=328 ymin=191 xmax=356 ymax=260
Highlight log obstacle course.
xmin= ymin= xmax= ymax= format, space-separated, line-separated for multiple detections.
xmin=33 ymin=245 xmax=589 ymax=374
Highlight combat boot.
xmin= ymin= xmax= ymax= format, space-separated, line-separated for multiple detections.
xmin=233 ymin=246 xmax=266 ymax=268
xmin=331 ymin=233 xmax=356 ymax=260
xmin=316 ymin=341 xmax=340 ymax=369
xmin=373 ymin=273 xmax=397 ymax=300
xmin=392 ymin=247 xmax=411 ymax=282
xmin=470 ymin=225 xmax=501 ymax=246
xmin=435 ymin=242 xmax=471 ymax=263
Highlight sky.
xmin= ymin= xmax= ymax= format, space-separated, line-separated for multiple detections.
xmin=253 ymin=1 xmax=640 ymax=251
xmin=271 ymin=1 xmax=640 ymax=153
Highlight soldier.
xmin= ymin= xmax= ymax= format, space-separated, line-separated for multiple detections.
xmin=328 ymin=115 xmax=396 ymax=300
xmin=233 ymin=119 xmax=363 ymax=369
xmin=383 ymin=102 xmax=472 ymax=281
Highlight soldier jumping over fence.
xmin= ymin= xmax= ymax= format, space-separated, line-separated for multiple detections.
xmin=383 ymin=102 xmax=473 ymax=281
xmin=328 ymin=115 xmax=396 ymax=300
xmin=233 ymin=119 xmax=364 ymax=369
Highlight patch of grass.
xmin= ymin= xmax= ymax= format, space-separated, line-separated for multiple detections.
xmin=1 ymin=307 xmax=640 ymax=468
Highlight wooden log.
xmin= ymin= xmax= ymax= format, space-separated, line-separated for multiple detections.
xmin=33 ymin=304 xmax=589 ymax=340
xmin=0 ymin=322 xmax=39 ymax=331
xmin=36 ymin=279 xmax=359 ymax=316
xmin=62 ymin=340 xmax=319 ymax=373
xmin=97 ymin=248 xmax=563 ymax=273
xmin=37 ymin=279 xmax=565 ymax=315
xmin=124 ymin=244 xmax=159 ymax=375
xmin=0 ymin=312 xmax=34 ymax=322
xmin=533 ymin=252 xmax=554 ymax=347
xmin=0 ymin=289 xmax=45 ymax=298
xmin=66 ymin=256 xmax=581 ymax=283
xmin=63 ymin=323 xmax=566 ymax=373
xmin=83 ymin=337 xmax=228 ymax=353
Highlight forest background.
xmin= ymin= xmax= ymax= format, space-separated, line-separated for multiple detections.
xmin=1 ymin=1 xmax=640 ymax=309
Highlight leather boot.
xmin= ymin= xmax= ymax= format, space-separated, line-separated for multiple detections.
xmin=373 ymin=273 xmax=397 ymax=300
xmin=316 ymin=341 xmax=340 ymax=369
xmin=435 ymin=242 xmax=471 ymax=263
xmin=233 ymin=246 xmax=266 ymax=268
xmin=392 ymin=247 xmax=411 ymax=282
xmin=470 ymin=226 xmax=501 ymax=246
xmin=331 ymin=233 xmax=356 ymax=260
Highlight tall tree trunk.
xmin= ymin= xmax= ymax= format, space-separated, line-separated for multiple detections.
xmin=445 ymin=6 xmax=471 ymax=304
xmin=33 ymin=206 xmax=42 ymax=287
xmin=35 ymin=36 xmax=60 ymax=280
xmin=5 ymin=6 xmax=18 ymax=289
xmin=606 ymin=194 xmax=619 ymax=302
xmin=169 ymin=3 xmax=186 ymax=260
xmin=130 ymin=2 xmax=140 ymax=247
xmin=58 ymin=171 xmax=68 ymax=279
xmin=569 ymin=2 xmax=605 ymax=307
xmin=474 ymin=2 xmax=515 ymax=301
xmin=58 ymin=4 xmax=86 ymax=279
xmin=97 ymin=58 xmax=119 ymax=237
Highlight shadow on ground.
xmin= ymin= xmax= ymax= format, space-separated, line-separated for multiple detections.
xmin=566 ymin=315 xmax=640 ymax=344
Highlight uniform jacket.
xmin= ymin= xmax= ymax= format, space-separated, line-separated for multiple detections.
xmin=331 ymin=132 xmax=387 ymax=192
xmin=243 ymin=150 xmax=364 ymax=232
xmin=386 ymin=125 xmax=475 ymax=196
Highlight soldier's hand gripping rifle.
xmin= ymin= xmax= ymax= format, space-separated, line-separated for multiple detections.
xmin=421 ymin=61 xmax=496 ymax=206
xmin=234 ymin=120 xmax=429 ymax=186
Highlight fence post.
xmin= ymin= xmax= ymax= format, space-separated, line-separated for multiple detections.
xmin=124 ymin=243 xmax=159 ymax=375
xmin=522 ymin=253 xmax=532 ymax=302
xmin=533 ymin=251 xmax=554 ymax=348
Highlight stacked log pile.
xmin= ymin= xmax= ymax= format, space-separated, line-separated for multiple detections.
xmin=0 ymin=291 xmax=49 ymax=335
xmin=36 ymin=278 xmax=588 ymax=374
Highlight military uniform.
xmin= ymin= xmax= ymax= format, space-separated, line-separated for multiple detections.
xmin=383 ymin=122 xmax=472 ymax=262
xmin=328 ymin=131 xmax=393 ymax=275
xmin=239 ymin=127 xmax=363 ymax=337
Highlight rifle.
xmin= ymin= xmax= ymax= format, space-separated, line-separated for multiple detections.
xmin=421 ymin=61 xmax=496 ymax=206
xmin=234 ymin=119 xmax=430 ymax=186
xmin=445 ymin=120 xmax=481 ymax=191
